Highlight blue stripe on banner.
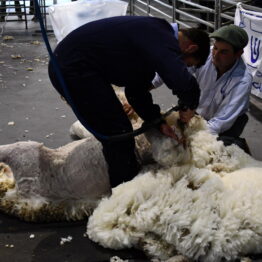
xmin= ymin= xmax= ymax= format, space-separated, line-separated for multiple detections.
xmin=247 ymin=63 xmax=258 ymax=69
xmin=250 ymin=36 xmax=261 ymax=63
xmin=252 ymin=82 xmax=262 ymax=92
xmin=256 ymin=70 xmax=262 ymax=77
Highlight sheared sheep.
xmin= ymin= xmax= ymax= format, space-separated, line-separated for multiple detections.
xmin=0 ymin=87 xmax=150 ymax=222
xmin=0 ymin=114 xmax=165 ymax=222
xmin=0 ymin=137 xmax=111 ymax=221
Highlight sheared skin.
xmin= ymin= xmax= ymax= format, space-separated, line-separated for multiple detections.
xmin=0 ymin=137 xmax=111 ymax=222
xmin=0 ymin=88 xmax=151 ymax=222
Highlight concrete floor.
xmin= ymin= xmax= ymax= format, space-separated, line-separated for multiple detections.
xmin=0 ymin=17 xmax=262 ymax=262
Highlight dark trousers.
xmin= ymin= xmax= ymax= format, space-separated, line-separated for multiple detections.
xmin=48 ymin=64 xmax=141 ymax=188
xmin=219 ymin=113 xmax=248 ymax=138
xmin=218 ymin=113 xmax=251 ymax=154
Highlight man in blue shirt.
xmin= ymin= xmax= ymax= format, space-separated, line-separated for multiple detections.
xmin=48 ymin=16 xmax=210 ymax=187
xmin=192 ymin=25 xmax=252 ymax=138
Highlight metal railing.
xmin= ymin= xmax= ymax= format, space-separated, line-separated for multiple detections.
xmin=0 ymin=0 xmax=29 ymax=29
xmin=2 ymin=0 xmax=262 ymax=32
xmin=0 ymin=0 xmax=49 ymax=29
xmin=128 ymin=0 xmax=256 ymax=31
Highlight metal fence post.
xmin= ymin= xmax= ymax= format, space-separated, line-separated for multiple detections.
xmin=172 ymin=0 xmax=176 ymax=22
xmin=129 ymin=0 xmax=134 ymax=15
xmin=146 ymin=0 xmax=150 ymax=16
xmin=215 ymin=0 xmax=222 ymax=30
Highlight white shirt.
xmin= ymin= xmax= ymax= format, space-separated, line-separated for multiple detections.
xmin=152 ymin=54 xmax=252 ymax=135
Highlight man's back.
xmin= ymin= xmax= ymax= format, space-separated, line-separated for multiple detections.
xmin=54 ymin=16 xmax=178 ymax=87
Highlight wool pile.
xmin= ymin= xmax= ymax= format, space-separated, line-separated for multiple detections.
xmin=87 ymin=114 xmax=262 ymax=262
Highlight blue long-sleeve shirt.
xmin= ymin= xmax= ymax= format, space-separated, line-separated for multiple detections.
xmin=153 ymin=53 xmax=252 ymax=134
xmin=190 ymin=54 xmax=252 ymax=134
xmin=53 ymin=16 xmax=200 ymax=122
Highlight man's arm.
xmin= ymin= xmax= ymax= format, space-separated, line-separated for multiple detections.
xmin=152 ymin=69 xmax=197 ymax=124
xmin=132 ymin=19 xmax=201 ymax=111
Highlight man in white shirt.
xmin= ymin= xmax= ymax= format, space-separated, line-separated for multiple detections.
xmin=152 ymin=25 xmax=252 ymax=151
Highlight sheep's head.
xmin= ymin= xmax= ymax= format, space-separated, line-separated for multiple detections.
xmin=0 ymin=162 xmax=15 ymax=196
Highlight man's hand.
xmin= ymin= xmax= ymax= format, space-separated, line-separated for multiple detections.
xmin=123 ymin=102 xmax=135 ymax=117
xmin=179 ymin=109 xmax=195 ymax=123
xmin=159 ymin=122 xmax=179 ymax=141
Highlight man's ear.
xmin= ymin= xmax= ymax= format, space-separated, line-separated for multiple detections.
xmin=185 ymin=44 xmax=198 ymax=54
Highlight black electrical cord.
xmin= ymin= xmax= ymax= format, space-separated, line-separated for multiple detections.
xmin=33 ymin=0 xmax=178 ymax=142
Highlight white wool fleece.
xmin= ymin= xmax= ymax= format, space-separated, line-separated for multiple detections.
xmin=87 ymin=114 xmax=262 ymax=262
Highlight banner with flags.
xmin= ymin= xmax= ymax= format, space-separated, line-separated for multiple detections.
xmin=235 ymin=3 xmax=262 ymax=98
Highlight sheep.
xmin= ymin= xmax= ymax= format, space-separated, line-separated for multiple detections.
xmin=0 ymin=87 xmax=151 ymax=222
xmin=0 ymin=137 xmax=111 ymax=221
xmin=0 ymin=100 xmax=193 ymax=223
